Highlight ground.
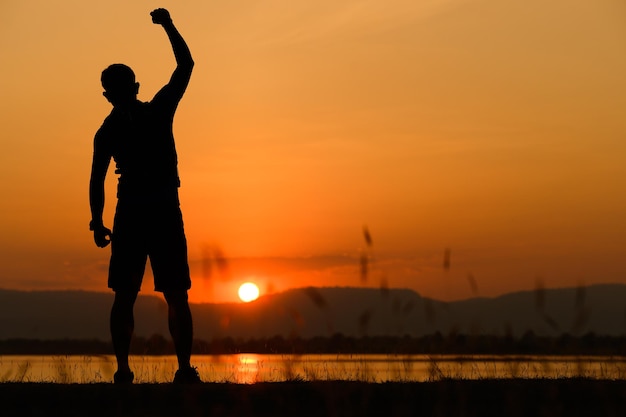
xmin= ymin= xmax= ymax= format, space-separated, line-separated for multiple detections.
xmin=1 ymin=379 xmax=626 ymax=416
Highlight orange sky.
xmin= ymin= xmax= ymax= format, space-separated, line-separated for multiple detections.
xmin=1 ymin=0 xmax=625 ymax=303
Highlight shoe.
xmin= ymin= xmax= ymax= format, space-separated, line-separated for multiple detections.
xmin=173 ymin=367 xmax=202 ymax=384
xmin=114 ymin=370 xmax=134 ymax=384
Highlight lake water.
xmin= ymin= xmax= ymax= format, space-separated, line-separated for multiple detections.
xmin=2 ymin=354 xmax=626 ymax=384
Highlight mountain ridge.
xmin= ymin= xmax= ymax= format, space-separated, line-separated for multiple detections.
xmin=0 ymin=284 xmax=624 ymax=340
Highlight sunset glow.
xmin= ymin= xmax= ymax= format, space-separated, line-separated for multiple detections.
xmin=1 ymin=0 xmax=626 ymax=304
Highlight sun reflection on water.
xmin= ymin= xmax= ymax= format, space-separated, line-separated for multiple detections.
xmin=234 ymin=354 xmax=261 ymax=384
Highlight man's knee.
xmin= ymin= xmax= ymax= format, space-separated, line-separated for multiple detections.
xmin=164 ymin=289 xmax=189 ymax=307
xmin=113 ymin=290 xmax=139 ymax=308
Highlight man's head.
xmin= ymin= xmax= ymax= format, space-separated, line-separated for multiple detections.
xmin=101 ymin=64 xmax=139 ymax=107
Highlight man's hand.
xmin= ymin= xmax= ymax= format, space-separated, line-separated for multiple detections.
xmin=93 ymin=225 xmax=113 ymax=248
xmin=151 ymin=8 xmax=172 ymax=25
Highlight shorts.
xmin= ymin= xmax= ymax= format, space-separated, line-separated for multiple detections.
xmin=108 ymin=192 xmax=191 ymax=293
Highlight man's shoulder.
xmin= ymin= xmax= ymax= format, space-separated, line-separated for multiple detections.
xmin=97 ymin=108 xmax=117 ymax=129
xmin=94 ymin=109 xmax=119 ymax=145
xmin=96 ymin=103 xmax=145 ymax=133
xmin=149 ymin=84 xmax=182 ymax=114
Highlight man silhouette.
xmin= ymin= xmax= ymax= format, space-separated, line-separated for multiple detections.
xmin=89 ymin=8 xmax=200 ymax=384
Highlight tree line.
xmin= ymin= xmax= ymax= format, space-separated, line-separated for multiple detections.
xmin=1 ymin=332 xmax=625 ymax=356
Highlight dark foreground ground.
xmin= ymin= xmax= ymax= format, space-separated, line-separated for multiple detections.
xmin=1 ymin=379 xmax=625 ymax=417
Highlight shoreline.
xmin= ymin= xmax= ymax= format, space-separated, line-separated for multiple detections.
xmin=1 ymin=379 xmax=625 ymax=417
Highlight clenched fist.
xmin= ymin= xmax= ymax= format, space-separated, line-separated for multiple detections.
xmin=151 ymin=8 xmax=172 ymax=25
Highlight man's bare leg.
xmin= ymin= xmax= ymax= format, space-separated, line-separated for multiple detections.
xmin=164 ymin=290 xmax=200 ymax=383
xmin=164 ymin=290 xmax=193 ymax=368
xmin=110 ymin=290 xmax=138 ymax=381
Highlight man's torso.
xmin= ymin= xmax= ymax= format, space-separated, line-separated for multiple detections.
xmin=97 ymin=100 xmax=181 ymax=199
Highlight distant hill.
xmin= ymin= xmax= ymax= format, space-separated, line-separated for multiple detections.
xmin=0 ymin=284 xmax=625 ymax=340
xmin=0 ymin=290 xmax=168 ymax=340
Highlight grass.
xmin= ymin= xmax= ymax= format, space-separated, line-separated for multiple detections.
xmin=3 ymin=354 xmax=626 ymax=384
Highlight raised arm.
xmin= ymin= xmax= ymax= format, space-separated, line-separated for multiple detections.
xmin=151 ymin=8 xmax=194 ymax=98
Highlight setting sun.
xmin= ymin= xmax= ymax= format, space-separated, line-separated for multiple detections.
xmin=238 ymin=282 xmax=260 ymax=303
